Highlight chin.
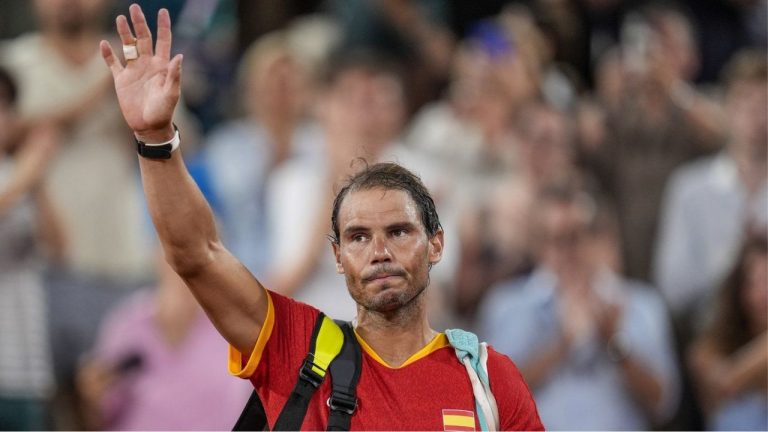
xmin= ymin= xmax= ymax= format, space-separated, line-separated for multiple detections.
xmin=365 ymin=289 xmax=410 ymax=312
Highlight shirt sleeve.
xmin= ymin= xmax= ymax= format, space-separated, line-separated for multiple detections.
xmin=622 ymin=286 xmax=681 ymax=422
xmin=227 ymin=290 xmax=321 ymax=406
xmin=653 ymin=168 xmax=707 ymax=314
xmin=487 ymin=348 xmax=545 ymax=431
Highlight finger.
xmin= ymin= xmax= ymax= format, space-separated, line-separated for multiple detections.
xmin=116 ymin=15 xmax=136 ymax=46
xmin=100 ymin=40 xmax=124 ymax=75
xmin=129 ymin=3 xmax=153 ymax=56
xmin=155 ymin=8 xmax=172 ymax=61
xmin=163 ymin=54 xmax=183 ymax=94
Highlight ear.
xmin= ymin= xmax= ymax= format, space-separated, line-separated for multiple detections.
xmin=332 ymin=242 xmax=345 ymax=274
xmin=427 ymin=229 xmax=444 ymax=266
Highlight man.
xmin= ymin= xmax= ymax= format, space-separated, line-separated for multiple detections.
xmin=266 ymin=50 xmax=460 ymax=324
xmin=654 ymin=49 xmax=768 ymax=326
xmin=99 ymin=5 xmax=542 ymax=430
xmin=0 ymin=0 xmax=195 ymax=399
xmin=477 ymin=184 xmax=679 ymax=430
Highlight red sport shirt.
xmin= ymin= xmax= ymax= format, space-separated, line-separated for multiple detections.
xmin=229 ymin=290 xmax=544 ymax=430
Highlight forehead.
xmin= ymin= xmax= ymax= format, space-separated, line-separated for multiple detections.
xmin=337 ymin=188 xmax=420 ymax=229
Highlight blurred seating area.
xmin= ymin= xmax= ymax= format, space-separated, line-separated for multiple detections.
xmin=0 ymin=0 xmax=765 ymax=430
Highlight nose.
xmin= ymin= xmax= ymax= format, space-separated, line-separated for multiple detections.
xmin=370 ymin=235 xmax=392 ymax=264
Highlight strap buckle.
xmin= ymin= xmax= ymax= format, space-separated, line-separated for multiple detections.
xmin=299 ymin=357 xmax=325 ymax=388
xmin=327 ymin=392 xmax=357 ymax=415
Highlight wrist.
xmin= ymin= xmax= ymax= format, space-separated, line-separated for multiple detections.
xmin=134 ymin=124 xmax=175 ymax=144
xmin=135 ymin=124 xmax=180 ymax=159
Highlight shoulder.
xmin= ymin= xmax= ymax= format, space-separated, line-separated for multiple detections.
xmin=665 ymin=154 xmax=721 ymax=198
xmin=92 ymin=290 xmax=155 ymax=357
xmin=486 ymin=346 xmax=544 ymax=430
xmin=480 ymin=271 xmax=550 ymax=317
xmin=0 ymin=34 xmax=43 ymax=69
xmin=486 ymin=346 xmax=525 ymax=383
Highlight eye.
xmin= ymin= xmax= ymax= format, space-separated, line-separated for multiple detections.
xmin=391 ymin=228 xmax=408 ymax=238
xmin=351 ymin=233 xmax=368 ymax=242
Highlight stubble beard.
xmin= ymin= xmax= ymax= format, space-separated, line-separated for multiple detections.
xmin=348 ymin=274 xmax=429 ymax=316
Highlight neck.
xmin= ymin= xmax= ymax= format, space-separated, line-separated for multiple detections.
xmin=43 ymin=27 xmax=100 ymax=65
xmin=354 ymin=290 xmax=437 ymax=367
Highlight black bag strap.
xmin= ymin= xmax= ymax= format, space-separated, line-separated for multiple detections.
xmin=233 ymin=390 xmax=268 ymax=431
xmin=273 ymin=312 xmax=333 ymax=430
xmin=326 ymin=321 xmax=362 ymax=431
xmin=232 ymin=315 xmax=362 ymax=431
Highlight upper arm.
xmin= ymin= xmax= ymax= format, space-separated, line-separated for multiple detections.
xmin=179 ymin=243 xmax=268 ymax=355
xmin=489 ymin=351 xmax=544 ymax=431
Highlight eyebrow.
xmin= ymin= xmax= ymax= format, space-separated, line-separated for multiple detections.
xmin=341 ymin=221 xmax=418 ymax=237
xmin=342 ymin=225 xmax=370 ymax=237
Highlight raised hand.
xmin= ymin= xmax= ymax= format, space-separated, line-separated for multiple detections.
xmin=99 ymin=4 xmax=181 ymax=143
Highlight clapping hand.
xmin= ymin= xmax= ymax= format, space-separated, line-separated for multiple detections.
xmin=99 ymin=4 xmax=181 ymax=143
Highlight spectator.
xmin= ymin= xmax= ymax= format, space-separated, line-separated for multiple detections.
xmin=654 ymin=49 xmax=767 ymax=324
xmin=77 ymin=254 xmax=252 ymax=430
xmin=477 ymin=183 xmax=679 ymax=430
xmin=688 ymin=236 xmax=767 ymax=431
xmin=455 ymin=102 xmax=577 ymax=320
xmin=0 ymin=67 xmax=63 ymax=430
xmin=0 ymin=1 xmax=200 ymax=407
xmin=266 ymin=50 xmax=459 ymax=324
xmin=581 ymin=3 xmax=725 ymax=281
xmin=204 ymin=30 xmax=319 ymax=276
xmin=329 ymin=0 xmax=455 ymax=111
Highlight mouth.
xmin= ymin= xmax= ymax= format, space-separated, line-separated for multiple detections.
xmin=364 ymin=272 xmax=405 ymax=284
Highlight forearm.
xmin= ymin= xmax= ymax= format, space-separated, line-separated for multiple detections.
xmin=616 ymin=355 xmax=664 ymax=419
xmin=520 ymin=337 xmax=570 ymax=389
xmin=138 ymin=146 xmax=219 ymax=275
xmin=0 ymin=130 xmax=55 ymax=216
xmin=721 ymin=334 xmax=768 ymax=395
xmin=34 ymin=186 xmax=68 ymax=263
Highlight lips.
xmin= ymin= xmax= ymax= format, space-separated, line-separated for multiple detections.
xmin=363 ymin=268 xmax=406 ymax=283
xmin=370 ymin=274 xmax=400 ymax=281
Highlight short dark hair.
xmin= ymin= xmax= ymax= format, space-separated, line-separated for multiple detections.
xmin=330 ymin=162 xmax=442 ymax=244
xmin=321 ymin=48 xmax=404 ymax=89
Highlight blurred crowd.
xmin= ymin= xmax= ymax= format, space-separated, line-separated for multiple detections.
xmin=0 ymin=0 xmax=766 ymax=430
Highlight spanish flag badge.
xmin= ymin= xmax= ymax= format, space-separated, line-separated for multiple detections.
xmin=442 ymin=409 xmax=476 ymax=431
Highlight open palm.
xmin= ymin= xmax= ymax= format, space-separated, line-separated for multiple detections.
xmin=100 ymin=4 xmax=181 ymax=139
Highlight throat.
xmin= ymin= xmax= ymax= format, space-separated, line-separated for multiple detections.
xmin=354 ymin=312 xmax=438 ymax=367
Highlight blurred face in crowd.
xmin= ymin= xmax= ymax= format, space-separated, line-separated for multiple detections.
xmin=34 ymin=0 xmax=109 ymax=35
xmin=726 ymin=79 xmax=768 ymax=159
xmin=536 ymin=198 xmax=594 ymax=282
xmin=518 ymin=106 xmax=573 ymax=186
xmin=742 ymin=248 xmax=768 ymax=333
xmin=327 ymin=68 xmax=405 ymax=151
xmin=488 ymin=178 xmax=534 ymax=261
xmin=333 ymin=188 xmax=443 ymax=313
xmin=246 ymin=51 xmax=307 ymax=123
xmin=451 ymin=42 xmax=536 ymax=123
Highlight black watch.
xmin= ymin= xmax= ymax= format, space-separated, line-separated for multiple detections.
xmin=135 ymin=124 xmax=180 ymax=159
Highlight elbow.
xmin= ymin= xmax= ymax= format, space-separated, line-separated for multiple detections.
xmin=163 ymin=239 xmax=223 ymax=277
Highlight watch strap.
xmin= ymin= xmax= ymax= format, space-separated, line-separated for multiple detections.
xmin=136 ymin=124 xmax=180 ymax=159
